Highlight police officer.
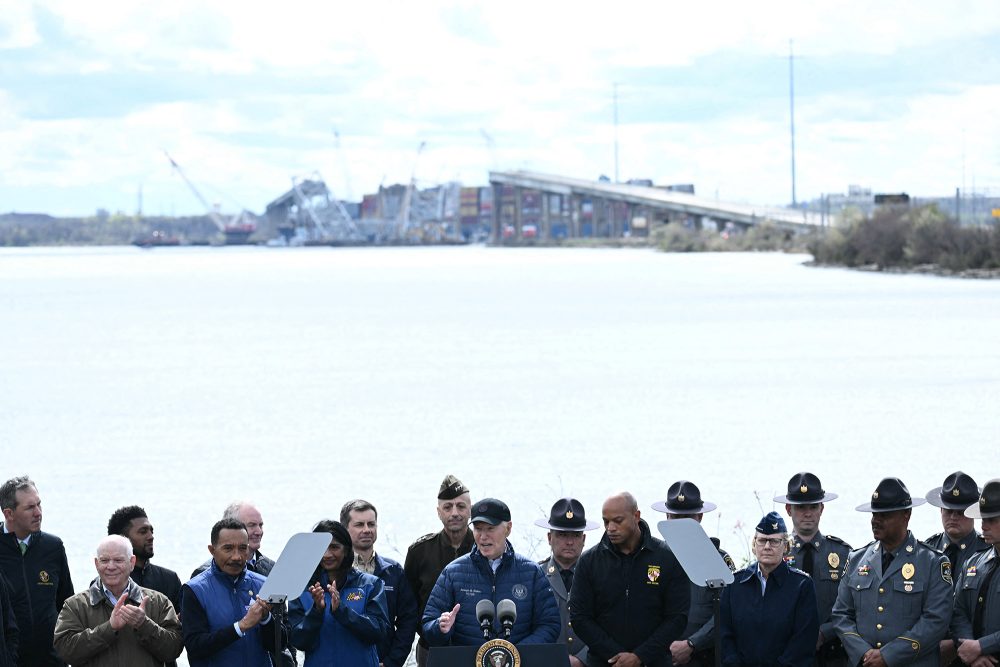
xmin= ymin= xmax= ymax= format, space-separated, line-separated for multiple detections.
xmin=652 ymin=480 xmax=735 ymax=667
xmin=951 ymin=478 xmax=1000 ymax=666
xmin=775 ymin=472 xmax=851 ymax=667
xmin=832 ymin=477 xmax=954 ymax=667
xmin=404 ymin=474 xmax=474 ymax=667
xmin=720 ymin=511 xmax=818 ymax=667
xmin=534 ymin=497 xmax=598 ymax=667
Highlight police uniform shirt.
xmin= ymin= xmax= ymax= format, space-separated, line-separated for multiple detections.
xmin=789 ymin=531 xmax=851 ymax=647
xmin=832 ymin=531 xmax=954 ymax=667
xmin=923 ymin=530 xmax=988 ymax=576
xmin=951 ymin=546 xmax=1000 ymax=654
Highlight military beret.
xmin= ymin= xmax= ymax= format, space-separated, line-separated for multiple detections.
xmin=438 ymin=474 xmax=469 ymax=500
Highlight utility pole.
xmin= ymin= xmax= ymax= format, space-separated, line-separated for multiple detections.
xmin=613 ymin=82 xmax=620 ymax=183
xmin=789 ymin=40 xmax=797 ymax=208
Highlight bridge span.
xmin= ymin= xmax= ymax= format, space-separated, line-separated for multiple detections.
xmin=488 ymin=170 xmax=824 ymax=241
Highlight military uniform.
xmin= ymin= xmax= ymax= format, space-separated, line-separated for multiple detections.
xmin=540 ymin=555 xmax=588 ymax=662
xmin=952 ymin=547 xmax=1000 ymax=655
xmin=832 ymin=531 xmax=954 ymax=667
xmin=788 ymin=532 xmax=851 ymax=665
xmin=682 ymin=538 xmax=737 ymax=667
xmin=922 ymin=530 xmax=987 ymax=575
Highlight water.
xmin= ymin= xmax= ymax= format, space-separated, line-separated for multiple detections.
xmin=2 ymin=245 xmax=999 ymax=630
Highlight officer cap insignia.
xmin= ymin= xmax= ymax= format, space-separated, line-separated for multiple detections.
xmin=800 ymin=485 xmax=808 ymax=493
xmin=983 ymin=497 xmax=988 ymax=505
xmin=677 ymin=494 xmax=685 ymax=502
xmin=953 ymin=488 xmax=961 ymax=496
xmin=873 ymin=492 xmax=879 ymax=499
xmin=942 ymin=561 xmax=953 ymax=584
xmin=828 ymin=553 xmax=840 ymax=569
xmin=565 ymin=511 xmax=573 ymax=519
xmin=901 ymin=563 xmax=915 ymax=580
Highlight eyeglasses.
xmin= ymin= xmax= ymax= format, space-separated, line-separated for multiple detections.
xmin=754 ymin=537 xmax=786 ymax=548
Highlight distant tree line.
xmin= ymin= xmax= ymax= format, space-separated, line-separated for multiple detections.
xmin=808 ymin=205 xmax=1000 ymax=272
xmin=0 ymin=212 xmax=221 ymax=246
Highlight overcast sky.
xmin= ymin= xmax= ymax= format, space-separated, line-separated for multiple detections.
xmin=2 ymin=1 xmax=999 ymax=216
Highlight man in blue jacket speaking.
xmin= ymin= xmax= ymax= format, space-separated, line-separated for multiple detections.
xmin=421 ymin=498 xmax=560 ymax=647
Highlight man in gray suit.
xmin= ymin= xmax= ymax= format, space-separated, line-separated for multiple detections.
xmin=535 ymin=498 xmax=598 ymax=667
xmin=832 ymin=477 xmax=954 ymax=667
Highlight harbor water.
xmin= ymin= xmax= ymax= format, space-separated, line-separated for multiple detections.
xmin=2 ymin=245 xmax=999 ymax=623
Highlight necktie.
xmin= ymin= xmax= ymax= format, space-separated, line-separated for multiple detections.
xmin=560 ymin=567 xmax=574 ymax=593
xmin=881 ymin=549 xmax=894 ymax=575
xmin=19 ymin=541 xmax=26 ymax=555
xmin=799 ymin=542 xmax=814 ymax=574
xmin=973 ymin=561 xmax=999 ymax=638
xmin=945 ymin=543 xmax=959 ymax=572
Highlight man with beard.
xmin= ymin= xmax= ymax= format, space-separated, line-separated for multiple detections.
xmin=570 ymin=491 xmax=690 ymax=667
xmin=832 ymin=477 xmax=953 ymax=667
xmin=405 ymin=475 xmax=474 ymax=667
xmin=950 ymin=478 xmax=1000 ymax=666
xmin=107 ymin=506 xmax=182 ymax=613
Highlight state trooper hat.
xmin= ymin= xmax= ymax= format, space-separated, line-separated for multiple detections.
xmin=756 ymin=511 xmax=787 ymax=535
xmin=855 ymin=477 xmax=927 ymax=513
xmin=774 ymin=472 xmax=839 ymax=505
xmin=651 ymin=480 xmax=717 ymax=515
xmin=965 ymin=478 xmax=1000 ymax=519
xmin=470 ymin=498 xmax=511 ymax=526
xmin=534 ymin=497 xmax=599 ymax=531
xmin=438 ymin=474 xmax=469 ymax=500
xmin=925 ymin=471 xmax=981 ymax=510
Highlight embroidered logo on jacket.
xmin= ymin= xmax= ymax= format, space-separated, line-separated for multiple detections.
xmin=647 ymin=566 xmax=661 ymax=584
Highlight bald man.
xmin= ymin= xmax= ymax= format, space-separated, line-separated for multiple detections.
xmin=570 ymin=492 xmax=690 ymax=667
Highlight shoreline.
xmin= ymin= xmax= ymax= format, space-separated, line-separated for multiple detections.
xmin=804 ymin=260 xmax=1000 ymax=279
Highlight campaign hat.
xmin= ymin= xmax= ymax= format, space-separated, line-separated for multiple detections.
xmin=438 ymin=474 xmax=469 ymax=500
xmin=925 ymin=471 xmax=981 ymax=510
xmin=774 ymin=471 xmax=838 ymax=504
xmin=965 ymin=478 xmax=1000 ymax=519
xmin=534 ymin=497 xmax=599 ymax=531
xmin=651 ymin=480 xmax=717 ymax=515
xmin=855 ymin=477 xmax=927 ymax=512
xmin=470 ymin=498 xmax=511 ymax=526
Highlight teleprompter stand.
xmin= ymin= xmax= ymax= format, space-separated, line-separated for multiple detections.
xmin=258 ymin=533 xmax=333 ymax=667
xmin=658 ymin=519 xmax=736 ymax=667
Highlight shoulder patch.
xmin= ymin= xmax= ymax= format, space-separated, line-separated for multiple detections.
xmin=723 ymin=553 xmax=736 ymax=573
xmin=942 ymin=561 xmax=953 ymax=584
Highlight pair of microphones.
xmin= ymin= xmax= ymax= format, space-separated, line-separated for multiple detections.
xmin=475 ymin=598 xmax=517 ymax=639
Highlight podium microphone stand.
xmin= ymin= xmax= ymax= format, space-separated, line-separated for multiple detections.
xmin=258 ymin=533 xmax=335 ymax=667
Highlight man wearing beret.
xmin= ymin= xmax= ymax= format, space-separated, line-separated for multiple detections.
xmin=923 ymin=471 xmax=987 ymax=666
xmin=950 ymin=478 xmax=1000 ymax=666
xmin=535 ymin=497 xmax=599 ymax=667
xmin=776 ymin=472 xmax=851 ymax=667
xmin=404 ymin=474 xmax=474 ymax=667
xmin=571 ymin=491 xmax=690 ymax=667
xmin=832 ymin=477 xmax=953 ymax=667
xmin=652 ymin=480 xmax=735 ymax=667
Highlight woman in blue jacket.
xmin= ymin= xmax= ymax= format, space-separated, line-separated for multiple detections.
xmin=289 ymin=520 xmax=390 ymax=666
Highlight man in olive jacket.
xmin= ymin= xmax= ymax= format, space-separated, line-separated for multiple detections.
xmin=570 ymin=491 xmax=690 ymax=667
xmin=53 ymin=535 xmax=182 ymax=666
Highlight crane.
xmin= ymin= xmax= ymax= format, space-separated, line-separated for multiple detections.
xmin=163 ymin=150 xmax=257 ymax=244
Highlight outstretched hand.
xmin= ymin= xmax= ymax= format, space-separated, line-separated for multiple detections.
xmin=438 ymin=603 xmax=461 ymax=634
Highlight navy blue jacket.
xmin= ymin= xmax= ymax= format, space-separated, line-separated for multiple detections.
xmin=288 ymin=568 xmax=389 ymax=667
xmin=720 ymin=561 xmax=818 ymax=667
xmin=0 ymin=529 xmax=73 ymax=667
xmin=422 ymin=541 xmax=560 ymax=646
xmin=0 ymin=571 xmax=17 ymax=667
xmin=181 ymin=562 xmax=283 ymax=667
xmin=373 ymin=553 xmax=419 ymax=667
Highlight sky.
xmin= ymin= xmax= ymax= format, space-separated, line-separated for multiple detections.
xmin=1 ymin=1 xmax=999 ymax=217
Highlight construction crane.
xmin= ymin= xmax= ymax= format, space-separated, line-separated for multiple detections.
xmin=163 ymin=150 xmax=257 ymax=245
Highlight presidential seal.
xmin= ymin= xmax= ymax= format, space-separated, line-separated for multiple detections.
xmin=476 ymin=639 xmax=520 ymax=667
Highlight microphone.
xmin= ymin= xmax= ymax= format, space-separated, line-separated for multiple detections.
xmin=497 ymin=599 xmax=516 ymax=639
xmin=475 ymin=599 xmax=496 ymax=639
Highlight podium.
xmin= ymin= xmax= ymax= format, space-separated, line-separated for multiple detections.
xmin=427 ymin=643 xmax=570 ymax=667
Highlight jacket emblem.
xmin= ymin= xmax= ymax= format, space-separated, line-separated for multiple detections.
xmin=647 ymin=565 xmax=660 ymax=584
xmin=39 ymin=570 xmax=50 ymax=584
xmin=346 ymin=590 xmax=363 ymax=602
xmin=512 ymin=583 xmax=528 ymax=600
